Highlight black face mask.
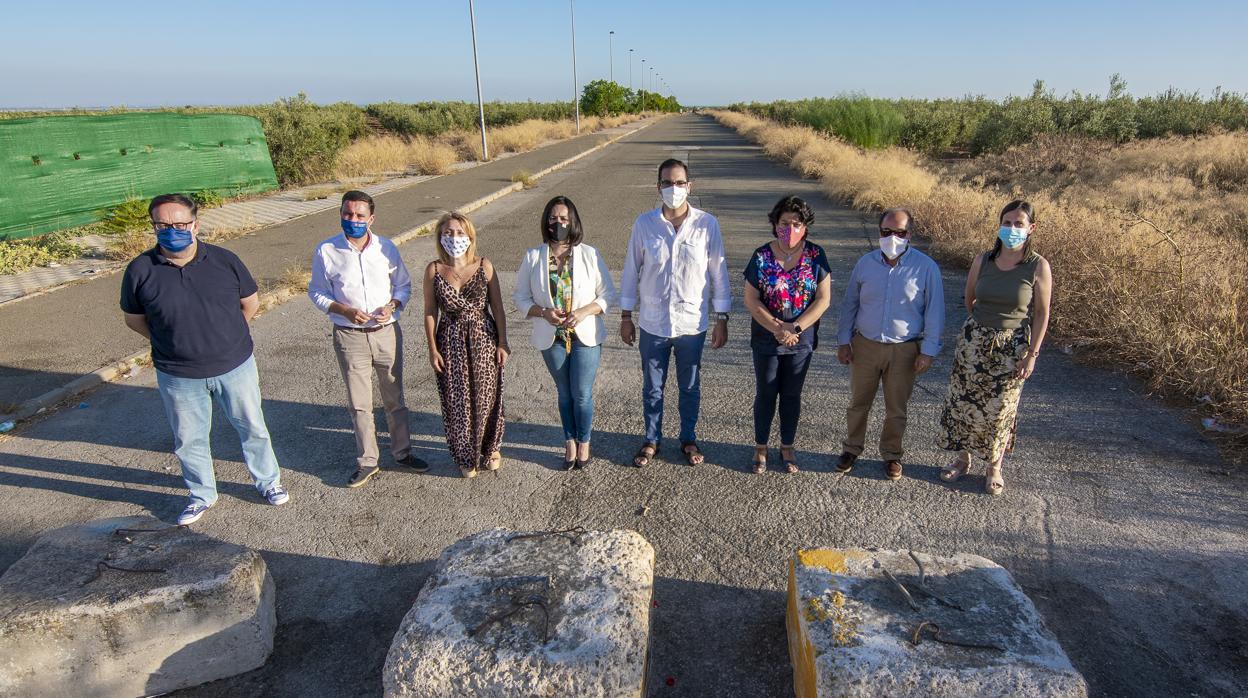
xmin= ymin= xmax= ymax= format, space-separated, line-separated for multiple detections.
xmin=549 ymin=222 xmax=570 ymax=242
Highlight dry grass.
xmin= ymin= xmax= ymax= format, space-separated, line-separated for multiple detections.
xmin=511 ymin=170 xmax=536 ymax=189
xmin=438 ymin=113 xmax=643 ymax=162
xmin=333 ymin=135 xmax=458 ymax=179
xmin=712 ymin=110 xmax=1248 ymax=423
xmin=105 ymin=229 xmax=154 ymax=261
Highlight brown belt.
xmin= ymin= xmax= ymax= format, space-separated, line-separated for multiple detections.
xmin=336 ymin=323 xmax=391 ymax=333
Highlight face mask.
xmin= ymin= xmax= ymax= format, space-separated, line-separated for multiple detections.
xmin=549 ymin=222 xmax=570 ymax=242
xmin=660 ymin=185 xmax=688 ymax=209
xmin=998 ymin=225 xmax=1028 ymax=249
xmin=156 ymin=227 xmax=194 ymax=252
xmin=879 ymin=234 xmax=908 ymax=260
xmin=776 ymin=226 xmax=805 ymax=248
xmin=441 ymin=234 xmax=471 ymax=258
xmin=341 ymin=219 xmax=369 ymax=239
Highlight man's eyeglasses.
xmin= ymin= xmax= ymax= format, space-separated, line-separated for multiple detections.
xmin=659 ymin=179 xmax=690 ymax=188
xmin=152 ymin=220 xmax=195 ymax=231
xmin=879 ymin=227 xmax=909 ymax=238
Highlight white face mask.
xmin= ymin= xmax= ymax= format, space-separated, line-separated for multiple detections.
xmin=879 ymin=234 xmax=908 ymax=260
xmin=441 ymin=234 xmax=471 ymax=258
xmin=660 ymin=185 xmax=688 ymax=209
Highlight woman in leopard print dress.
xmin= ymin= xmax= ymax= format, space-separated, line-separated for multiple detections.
xmin=422 ymin=212 xmax=509 ymax=478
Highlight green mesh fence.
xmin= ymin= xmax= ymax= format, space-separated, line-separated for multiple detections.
xmin=0 ymin=113 xmax=278 ymax=240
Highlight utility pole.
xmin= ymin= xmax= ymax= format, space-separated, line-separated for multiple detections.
xmin=570 ymin=0 xmax=580 ymax=134
xmin=468 ymin=0 xmax=488 ymax=160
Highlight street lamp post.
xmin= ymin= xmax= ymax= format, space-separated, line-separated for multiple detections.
xmin=628 ymin=49 xmax=634 ymax=91
xmin=467 ymin=0 xmax=488 ymax=160
xmin=609 ymin=30 xmax=614 ymax=83
xmin=640 ymin=59 xmax=646 ymax=111
xmin=570 ymin=0 xmax=579 ymax=134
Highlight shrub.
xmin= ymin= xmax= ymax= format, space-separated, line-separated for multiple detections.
xmin=241 ymin=94 xmax=368 ymax=186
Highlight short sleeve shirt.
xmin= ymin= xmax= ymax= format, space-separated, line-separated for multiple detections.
xmin=120 ymin=243 xmax=258 ymax=378
xmin=743 ymin=241 xmax=831 ymax=354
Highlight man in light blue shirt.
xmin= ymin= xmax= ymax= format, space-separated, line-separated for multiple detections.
xmin=834 ymin=208 xmax=944 ymax=480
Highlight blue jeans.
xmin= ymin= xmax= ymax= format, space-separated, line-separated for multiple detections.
xmin=156 ymin=355 xmax=282 ymax=506
xmin=540 ymin=338 xmax=603 ymax=443
xmin=752 ymin=347 xmax=813 ymax=446
xmin=639 ymin=329 xmax=706 ymax=444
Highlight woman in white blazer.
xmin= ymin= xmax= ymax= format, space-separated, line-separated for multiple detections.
xmin=513 ymin=196 xmax=618 ymax=470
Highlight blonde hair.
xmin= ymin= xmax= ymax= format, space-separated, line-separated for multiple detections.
xmin=434 ymin=211 xmax=479 ymax=265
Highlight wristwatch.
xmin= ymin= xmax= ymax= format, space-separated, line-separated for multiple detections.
xmin=716 ymin=312 xmax=730 ymax=322
xmin=793 ymin=321 xmax=803 ymax=333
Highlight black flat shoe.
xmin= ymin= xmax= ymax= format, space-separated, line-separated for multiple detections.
xmin=574 ymin=458 xmax=589 ymax=470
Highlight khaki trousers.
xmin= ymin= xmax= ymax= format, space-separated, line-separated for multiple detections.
xmin=842 ymin=334 xmax=919 ymax=461
xmin=333 ymin=323 xmax=410 ymax=468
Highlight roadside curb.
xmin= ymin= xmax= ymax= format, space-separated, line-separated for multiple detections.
xmin=0 ymin=116 xmax=663 ymax=428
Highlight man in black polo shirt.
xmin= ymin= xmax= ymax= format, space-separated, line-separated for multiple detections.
xmin=121 ymin=193 xmax=290 ymax=525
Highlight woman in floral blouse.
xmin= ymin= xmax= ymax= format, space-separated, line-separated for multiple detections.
xmin=742 ymin=196 xmax=833 ymax=473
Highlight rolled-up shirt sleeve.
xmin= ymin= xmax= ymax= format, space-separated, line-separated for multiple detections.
xmin=307 ymin=246 xmax=336 ymax=314
xmin=388 ymin=245 xmax=412 ymax=308
xmin=619 ymin=224 xmax=643 ymax=312
xmin=707 ymin=219 xmax=732 ymax=314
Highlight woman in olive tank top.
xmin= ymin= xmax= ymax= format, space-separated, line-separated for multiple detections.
xmin=936 ymin=200 xmax=1053 ymax=494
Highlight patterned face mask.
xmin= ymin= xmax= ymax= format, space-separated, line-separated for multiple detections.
xmin=441 ymin=234 xmax=471 ymax=258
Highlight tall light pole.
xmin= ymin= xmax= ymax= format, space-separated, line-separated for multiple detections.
xmin=609 ymin=31 xmax=614 ymax=83
xmin=628 ymin=49 xmax=634 ymax=91
xmin=570 ymin=0 xmax=580 ymax=134
xmin=638 ymin=59 xmax=648 ymax=110
xmin=468 ymin=0 xmax=488 ymax=160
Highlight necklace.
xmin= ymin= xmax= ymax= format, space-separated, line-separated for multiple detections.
xmin=774 ymin=240 xmax=805 ymax=267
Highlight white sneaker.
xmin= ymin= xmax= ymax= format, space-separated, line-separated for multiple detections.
xmin=264 ymin=485 xmax=290 ymax=506
xmin=177 ymin=502 xmax=212 ymax=525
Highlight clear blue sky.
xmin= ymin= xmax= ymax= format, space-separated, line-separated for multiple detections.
xmin=4 ymin=0 xmax=1245 ymax=108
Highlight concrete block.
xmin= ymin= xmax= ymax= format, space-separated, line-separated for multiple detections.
xmin=384 ymin=527 xmax=655 ymax=697
xmin=787 ymin=548 xmax=1087 ymax=698
xmin=0 ymin=515 xmax=275 ymax=697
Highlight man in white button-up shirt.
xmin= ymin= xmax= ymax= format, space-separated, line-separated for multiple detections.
xmin=619 ymin=158 xmax=732 ymax=467
xmin=308 ymin=191 xmax=425 ymax=487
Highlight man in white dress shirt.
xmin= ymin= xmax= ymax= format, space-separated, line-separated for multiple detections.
xmin=309 ymin=191 xmax=426 ymax=487
xmin=619 ymin=158 xmax=732 ymax=467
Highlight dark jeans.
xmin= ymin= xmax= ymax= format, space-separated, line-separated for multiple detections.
xmin=639 ymin=328 xmax=706 ymax=443
xmin=752 ymin=347 xmax=813 ymax=446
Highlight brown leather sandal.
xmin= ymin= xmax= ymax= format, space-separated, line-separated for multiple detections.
xmin=680 ymin=441 xmax=705 ymax=466
xmin=633 ymin=442 xmax=658 ymax=468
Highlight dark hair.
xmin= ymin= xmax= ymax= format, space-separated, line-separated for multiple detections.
xmin=147 ymin=193 xmax=198 ymax=219
xmin=341 ymin=190 xmax=375 ymax=214
xmin=767 ymin=196 xmax=814 ymax=236
xmin=540 ymin=196 xmax=584 ymax=246
xmin=657 ymin=158 xmax=690 ymax=183
xmin=988 ymin=199 xmax=1037 ymax=261
xmin=878 ymin=207 xmax=914 ymax=232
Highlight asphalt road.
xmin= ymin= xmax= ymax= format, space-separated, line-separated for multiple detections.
xmin=0 ymin=114 xmax=1244 ymax=697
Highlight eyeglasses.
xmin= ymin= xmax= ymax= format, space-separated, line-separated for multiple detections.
xmin=658 ymin=179 xmax=690 ymax=188
xmin=879 ymin=227 xmax=909 ymax=238
xmin=152 ymin=220 xmax=195 ymax=231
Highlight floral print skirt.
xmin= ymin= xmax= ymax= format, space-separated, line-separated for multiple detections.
xmin=937 ymin=317 xmax=1030 ymax=463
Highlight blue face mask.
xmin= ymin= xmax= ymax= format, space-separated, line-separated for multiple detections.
xmin=156 ymin=227 xmax=194 ymax=252
xmin=998 ymin=225 xmax=1028 ymax=250
xmin=341 ymin=219 xmax=369 ymax=239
